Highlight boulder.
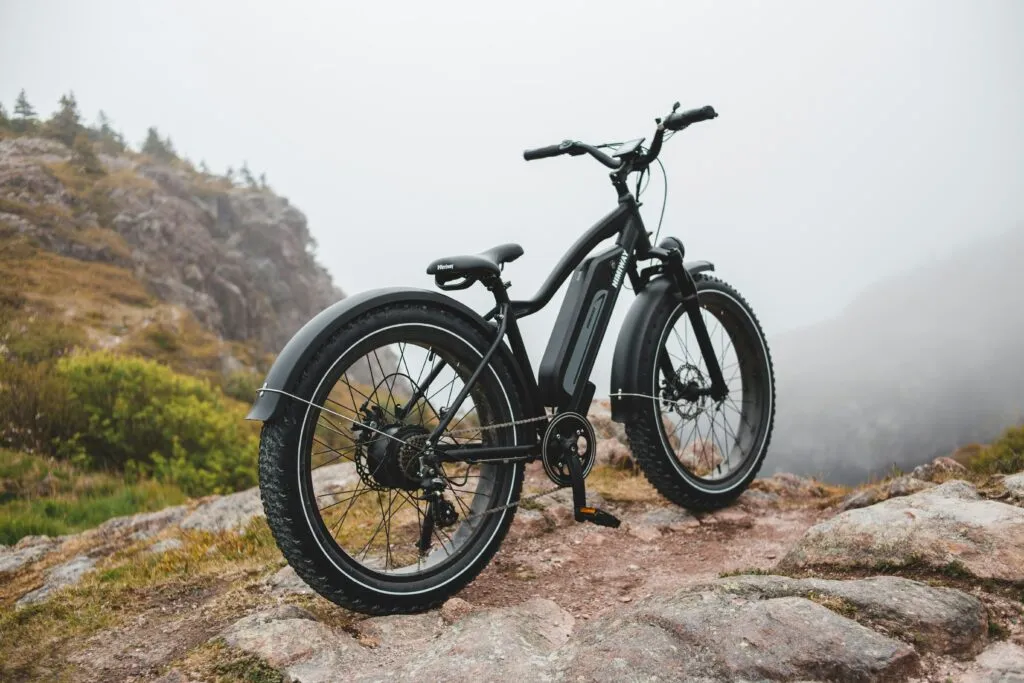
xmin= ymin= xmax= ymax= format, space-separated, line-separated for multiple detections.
xmin=839 ymin=475 xmax=936 ymax=511
xmin=911 ymin=456 xmax=969 ymax=482
xmin=781 ymin=481 xmax=1024 ymax=583
xmin=700 ymin=574 xmax=987 ymax=657
xmin=1003 ymin=471 xmax=1024 ymax=501
xmin=555 ymin=589 xmax=918 ymax=681
xmin=220 ymin=605 xmax=367 ymax=682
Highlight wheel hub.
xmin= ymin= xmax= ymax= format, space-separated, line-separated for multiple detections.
xmin=364 ymin=424 xmax=429 ymax=491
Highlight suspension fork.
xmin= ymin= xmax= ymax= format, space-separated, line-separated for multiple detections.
xmin=663 ymin=248 xmax=728 ymax=401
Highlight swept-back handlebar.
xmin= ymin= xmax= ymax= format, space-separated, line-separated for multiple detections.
xmin=523 ymin=103 xmax=718 ymax=172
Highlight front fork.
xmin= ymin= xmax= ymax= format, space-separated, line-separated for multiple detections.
xmin=661 ymin=247 xmax=729 ymax=402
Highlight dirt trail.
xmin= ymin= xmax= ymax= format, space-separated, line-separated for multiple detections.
xmin=461 ymin=465 xmax=828 ymax=620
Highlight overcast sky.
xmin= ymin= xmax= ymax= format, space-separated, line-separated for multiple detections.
xmin=2 ymin=0 xmax=1022 ymax=395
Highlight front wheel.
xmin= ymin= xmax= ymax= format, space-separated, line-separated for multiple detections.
xmin=625 ymin=275 xmax=775 ymax=511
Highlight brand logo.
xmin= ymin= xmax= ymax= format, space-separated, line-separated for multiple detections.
xmin=611 ymin=252 xmax=629 ymax=288
xmin=436 ymin=264 xmax=455 ymax=271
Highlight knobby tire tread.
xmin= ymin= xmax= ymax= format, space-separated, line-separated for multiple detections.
xmin=258 ymin=303 xmax=524 ymax=615
xmin=624 ymin=275 xmax=776 ymax=512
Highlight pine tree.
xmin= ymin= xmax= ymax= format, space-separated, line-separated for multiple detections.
xmin=45 ymin=91 xmax=83 ymax=146
xmin=199 ymin=160 xmax=210 ymax=174
xmin=141 ymin=126 xmax=176 ymax=162
xmin=259 ymin=172 xmax=269 ymax=190
xmin=240 ymin=161 xmax=257 ymax=188
xmin=93 ymin=110 xmax=126 ymax=154
xmin=224 ymin=166 xmax=236 ymax=184
xmin=0 ymin=103 xmax=9 ymax=130
xmin=12 ymin=89 xmax=37 ymax=132
xmin=71 ymin=133 xmax=104 ymax=175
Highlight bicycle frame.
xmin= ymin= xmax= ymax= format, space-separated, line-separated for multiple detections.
xmin=428 ymin=179 xmax=729 ymax=465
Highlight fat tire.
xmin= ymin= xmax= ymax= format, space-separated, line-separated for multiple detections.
xmin=624 ymin=275 xmax=776 ymax=511
xmin=258 ymin=302 xmax=524 ymax=614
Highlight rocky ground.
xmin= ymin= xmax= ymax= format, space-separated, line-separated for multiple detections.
xmin=2 ymin=456 xmax=1023 ymax=683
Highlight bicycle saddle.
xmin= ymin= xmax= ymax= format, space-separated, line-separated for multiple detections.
xmin=426 ymin=243 xmax=524 ymax=279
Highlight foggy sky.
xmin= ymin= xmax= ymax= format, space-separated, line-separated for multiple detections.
xmin=2 ymin=0 xmax=1023 ymax=401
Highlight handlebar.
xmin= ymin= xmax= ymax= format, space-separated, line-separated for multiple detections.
xmin=523 ymin=103 xmax=717 ymax=173
xmin=523 ymin=140 xmax=620 ymax=168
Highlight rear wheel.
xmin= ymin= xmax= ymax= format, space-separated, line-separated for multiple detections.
xmin=625 ymin=275 xmax=775 ymax=511
xmin=258 ymin=302 xmax=524 ymax=614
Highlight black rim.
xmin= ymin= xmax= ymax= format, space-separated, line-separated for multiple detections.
xmin=654 ymin=292 xmax=768 ymax=489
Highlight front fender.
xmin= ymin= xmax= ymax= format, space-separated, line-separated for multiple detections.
xmin=246 ymin=287 xmax=526 ymax=422
xmin=608 ymin=261 xmax=714 ymax=423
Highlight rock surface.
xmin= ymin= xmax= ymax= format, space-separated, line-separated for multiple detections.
xmin=781 ymin=480 xmax=1024 ymax=582
xmin=0 ymin=535 xmax=61 ymax=576
xmin=179 ymin=488 xmax=264 ymax=533
xmin=555 ymin=588 xmax=919 ymax=682
xmin=957 ymin=642 xmax=1024 ymax=682
xmin=1004 ymin=471 xmax=1024 ymax=501
xmin=699 ymin=574 xmax=988 ymax=657
xmin=16 ymin=555 xmax=96 ymax=606
xmin=839 ymin=474 xmax=936 ymax=511
xmin=220 ymin=605 xmax=368 ymax=681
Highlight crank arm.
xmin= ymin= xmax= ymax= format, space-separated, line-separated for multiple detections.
xmin=561 ymin=437 xmax=621 ymax=529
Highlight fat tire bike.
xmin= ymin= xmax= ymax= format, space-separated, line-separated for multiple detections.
xmin=247 ymin=102 xmax=776 ymax=614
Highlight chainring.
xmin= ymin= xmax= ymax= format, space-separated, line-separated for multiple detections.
xmin=541 ymin=411 xmax=597 ymax=486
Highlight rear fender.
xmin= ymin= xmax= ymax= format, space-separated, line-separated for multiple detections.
xmin=608 ymin=261 xmax=714 ymax=422
xmin=246 ymin=287 xmax=536 ymax=423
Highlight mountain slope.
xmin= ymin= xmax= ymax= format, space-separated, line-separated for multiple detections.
xmin=767 ymin=226 xmax=1024 ymax=483
xmin=0 ymin=135 xmax=342 ymax=372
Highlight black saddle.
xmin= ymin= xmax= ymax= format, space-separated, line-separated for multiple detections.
xmin=427 ymin=243 xmax=524 ymax=290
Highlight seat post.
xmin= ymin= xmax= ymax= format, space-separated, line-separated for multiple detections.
xmin=485 ymin=275 xmax=511 ymax=308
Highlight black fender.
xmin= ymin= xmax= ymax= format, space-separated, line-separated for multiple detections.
xmin=245 ymin=286 xmax=537 ymax=423
xmin=608 ymin=261 xmax=715 ymax=423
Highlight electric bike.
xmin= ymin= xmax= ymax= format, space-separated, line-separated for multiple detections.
xmin=247 ymin=102 xmax=776 ymax=614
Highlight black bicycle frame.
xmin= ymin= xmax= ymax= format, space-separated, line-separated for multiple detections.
xmin=430 ymin=182 xmax=727 ymax=465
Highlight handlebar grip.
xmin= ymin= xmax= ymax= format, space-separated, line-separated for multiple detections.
xmin=664 ymin=105 xmax=718 ymax=131
xmin=523 ymin=144 xmax=566 ymax=161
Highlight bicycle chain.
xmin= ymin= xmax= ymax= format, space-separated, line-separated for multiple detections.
xmin=262 ymin=386 xmax=675 ymax=523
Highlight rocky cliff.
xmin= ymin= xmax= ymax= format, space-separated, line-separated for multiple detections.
xmin=0 ymin=135 xmax=342 ymax=359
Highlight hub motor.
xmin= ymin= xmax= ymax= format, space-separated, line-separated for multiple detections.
xmin=364 ymin=424 xmax=429 ymax=491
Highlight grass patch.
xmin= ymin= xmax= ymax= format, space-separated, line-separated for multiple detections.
xmin=806 ymin=590 xmax=858 ymax=619
xmin=170 ymin=640 xmax=284 ymax=683
xmin=718 ymin=567 xmax=774 ymax=578
xmin=0 ymin=449 xmax=187 ymax=545
xmin=964 ymin=424 xmax=1024 ymax=476
xmin=0 ymin=518 xmax=281 ymax=681
xmin=586 ymin=465 xmax=662 ymax=503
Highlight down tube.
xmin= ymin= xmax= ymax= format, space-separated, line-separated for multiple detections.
xmin=539 ymin=210 xmax=646 ymax=412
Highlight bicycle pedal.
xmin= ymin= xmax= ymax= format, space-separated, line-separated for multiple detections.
xmin=575 ymin=506 xmax=621 ymax=528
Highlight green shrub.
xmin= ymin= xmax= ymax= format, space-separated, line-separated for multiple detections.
xmin=968 ymin=423 xmax=1024 ymax=475
xmin=0 ymin=359 xmax=76 ymax=454
xmin=53 ymin=351 xmax=259 ymax=495
xmin=222 ymin=369 xmax=263 ymax=403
